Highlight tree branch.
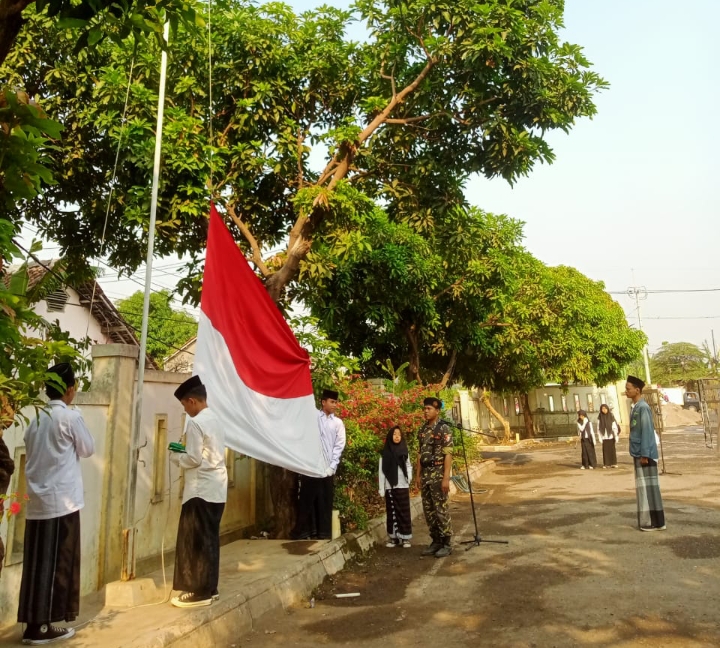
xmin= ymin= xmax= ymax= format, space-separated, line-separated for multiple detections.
xmin=226 ymin=204 xmax=271 ymax=277
xmin=296 ymin=129 xmax=305 ymax=189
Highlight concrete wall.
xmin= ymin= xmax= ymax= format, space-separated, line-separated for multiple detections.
xmin=458 ymin=380 xmax=631 ymax=440
xmin=0 ymin=344 xmax=265 ymax=629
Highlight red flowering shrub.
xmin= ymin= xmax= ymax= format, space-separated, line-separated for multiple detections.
xmin=334 ymin=377 xmax=458 ymax=531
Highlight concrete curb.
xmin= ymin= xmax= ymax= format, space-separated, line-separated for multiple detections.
xmin=114 ymin=458 xmax=495 ymax=648
xmin=147 ymin=498 xmax=423 ymax=648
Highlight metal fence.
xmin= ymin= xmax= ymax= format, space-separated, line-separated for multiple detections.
xmin=698 ymin=379 xmax=720 ymax=449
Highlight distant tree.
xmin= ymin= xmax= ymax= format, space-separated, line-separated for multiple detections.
xmin=474 ymin=264 xmax=647 ymax=437
xmin=115 ymin=290 xmax=197 ymax=367
xmin=651 ymin=342 xmax=709 ymax=386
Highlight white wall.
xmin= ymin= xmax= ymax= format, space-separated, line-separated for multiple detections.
xmin=34 ymin=287 xmax=111 ymax=348
xmin=0 ymin=351 xmax=262 ymax=630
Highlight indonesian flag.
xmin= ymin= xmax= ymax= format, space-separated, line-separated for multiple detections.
xmin=193 ymin=204 xmax=328 ymax=477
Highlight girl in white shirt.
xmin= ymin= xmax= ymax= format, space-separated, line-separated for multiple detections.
xmin=577 ymin=410 xmax=597 ymax=470
xmin=379 ymin=425 xmax=413 ymax=547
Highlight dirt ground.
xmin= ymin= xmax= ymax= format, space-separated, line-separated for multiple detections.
xmin=239 ymin=425 xmax=720 ymax=648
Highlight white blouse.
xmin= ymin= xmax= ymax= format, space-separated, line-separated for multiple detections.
xmin=378 ymin=457 xmax=413 ymax=497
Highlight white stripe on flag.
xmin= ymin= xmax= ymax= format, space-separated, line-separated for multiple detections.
xmin=194 ymin=312 xmax=328 ymax=477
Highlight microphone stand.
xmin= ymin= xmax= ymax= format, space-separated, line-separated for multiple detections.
xmin=445 ymin=420 xmax=509 ymax=550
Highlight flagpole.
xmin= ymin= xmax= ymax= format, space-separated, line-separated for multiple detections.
xmin=122 ymin=20 xmax=170 ymax=581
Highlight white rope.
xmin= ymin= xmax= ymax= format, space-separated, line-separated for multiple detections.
xmin=85 ymin=54 xmax=137 ymax=339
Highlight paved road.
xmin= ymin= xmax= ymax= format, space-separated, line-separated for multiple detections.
xmin=243 ymin=427 xmax=720 ymax=648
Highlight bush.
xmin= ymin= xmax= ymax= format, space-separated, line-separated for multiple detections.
xmin=333 ymin=377 xmax=478 ymax=531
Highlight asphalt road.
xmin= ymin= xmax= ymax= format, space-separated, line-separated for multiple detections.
xmin=241 ymin=426 xmax=720 ymax=648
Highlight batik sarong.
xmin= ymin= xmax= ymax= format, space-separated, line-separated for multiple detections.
xmin=385 ymin=488 xmax=412 ymax=540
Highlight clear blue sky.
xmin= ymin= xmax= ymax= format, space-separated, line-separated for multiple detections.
xmin=288 ymin=0 xmax=720 ymax=353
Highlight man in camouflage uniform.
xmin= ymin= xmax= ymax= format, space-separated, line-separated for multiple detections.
xmin=415 ymin=396 xmax=453 ymax=557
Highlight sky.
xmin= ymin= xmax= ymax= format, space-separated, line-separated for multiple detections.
xmin=24 ymin=0 xmax=719 ymax=353
xmin=286 ymin=0 xmax=720 ymax=353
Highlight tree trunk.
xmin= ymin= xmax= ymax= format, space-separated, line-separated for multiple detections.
xmin=479 ymin=389 xmax=510 ymax=442
xmin=438 ymin=349 xmax=457 ymax=389
xmin=404 ymin=324 xmax=422 ymax=383
xmin=522 ymin=393 xmax=534 ymax=438
xmin=0 ymin=0 xmax=32 ymax=67
xmin=267 ymin=465 xmax=298 ymax=538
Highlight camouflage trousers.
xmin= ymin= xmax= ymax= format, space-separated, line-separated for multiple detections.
xmin=420 ymin=467 xmax=452 ymax=544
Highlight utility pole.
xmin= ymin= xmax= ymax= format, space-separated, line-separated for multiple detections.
xmin=627 ymin=281 xmax=652 ymax=385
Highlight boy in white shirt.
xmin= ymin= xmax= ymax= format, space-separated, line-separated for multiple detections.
xmin=170 ymin=375 xmax=228 ymax=608
xmin=18 ymin=363 xmax=94 ymax=645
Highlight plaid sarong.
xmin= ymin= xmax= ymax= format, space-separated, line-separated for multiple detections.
xmin=634 ymin=458 xmax=665 ymax=529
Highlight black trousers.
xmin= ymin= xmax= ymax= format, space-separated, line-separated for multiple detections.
xmin=293 ymin=475 xmax=334 ymax=538
xmin=173 ymin=498 xmax=225 ymax=597
xmin=18 ymin=511 xmax=81 ymax=624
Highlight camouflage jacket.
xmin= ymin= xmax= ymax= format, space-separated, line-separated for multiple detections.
xmin=418 ymin=420 xmax=453 ymax=469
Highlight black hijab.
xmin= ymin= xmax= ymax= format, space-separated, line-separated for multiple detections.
xmin=381 ymin=426 xmax=409 ymax=487
xmin=598 ymin=404 xmax=617 ymax=435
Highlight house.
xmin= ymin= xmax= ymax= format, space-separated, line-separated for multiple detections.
xmin=163 ymin=335 xmax=196 ymax=372
xmin=3 ymin=260 xmax=156 ymax=367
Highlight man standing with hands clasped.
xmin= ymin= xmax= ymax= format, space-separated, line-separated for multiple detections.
xmin=291 ymin=388 xmax=346 ymax=540
xmin=626 ymin=375 xmax=666 ymax=532
xmin=416 ymin=396 xmax=454 ymax=557
xmin=17 ymin=363 xmax=94 ymax=645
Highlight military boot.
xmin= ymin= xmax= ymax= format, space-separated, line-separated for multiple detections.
xmin=421 ymin=541 xmax=443 ymax=556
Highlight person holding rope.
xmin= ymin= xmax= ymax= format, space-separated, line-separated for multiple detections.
xmin=415 ymin=397 xmax=453 ymax=558
xmin=170 ymin=375 xmax=228 ymax=608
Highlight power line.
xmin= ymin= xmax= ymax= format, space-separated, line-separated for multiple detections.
xmin=610 ymin=288 xmax=720 ymax=295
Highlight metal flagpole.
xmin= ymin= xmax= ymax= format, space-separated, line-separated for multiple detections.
xmin=121 ymin=21 xmax=171 ymax=581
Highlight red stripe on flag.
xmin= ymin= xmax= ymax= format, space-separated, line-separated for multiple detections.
xmin=200 ymin=204 xmax=313 ymax=399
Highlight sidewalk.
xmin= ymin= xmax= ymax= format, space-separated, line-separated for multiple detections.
xmin=0 ymin=498 xmax=412 ymax=648
xmin=0 ymin=460 xmax=493 ymax=647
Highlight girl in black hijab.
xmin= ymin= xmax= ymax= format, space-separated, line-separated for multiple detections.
xmin=379 ymin=425 xmax=413 ymax=547
xmin=577 ymin=410 xmax=597 ymax=469
xmin=597 ymin=404 xmax=620 ymax=468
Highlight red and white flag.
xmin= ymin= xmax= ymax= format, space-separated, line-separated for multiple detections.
xmin=194 ymin=204 xmax=328 ymax=477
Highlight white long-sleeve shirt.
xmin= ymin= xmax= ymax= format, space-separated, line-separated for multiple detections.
xmin=597 ymin=419 xmax=619 ymax=442
xmin=318 ymin=410 xmax=346 ymax=474
xmin=24 ymin=400 xmax=95 ymax=520
xmin=170 ymin=407 xmax=228 ymax=504
xmin=577 ymin=419 xmax=596 ymax=444
xmin=378 ymin=457 xmax=412 ymax=497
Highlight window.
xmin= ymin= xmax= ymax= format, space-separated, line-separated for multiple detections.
xmin=152 ymin=415 xmax=168 ymax=503
xmin=503 ymin=398 xmax=509 ymax=416
xmin=514 ymin=397 xmax=521 ymax=415
xmin=586 ymin=394 xmax=595 ymax=412
xmin=226 ymin=449 xmax=236 ymax=488
xmin=547 ymin=395 xmax=555 ymax=412
xmin=561 ymin=395 xmax=568 ymax=412
xmin=600 ymin=393 xmax=607 ymax=405
xmin=5 ymin=448 xmax=27 ymax=565
xmin=45 ymin=289 xmax=69 ymax=312
xmin=573 ymin=394 xmax=581 ymax=411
